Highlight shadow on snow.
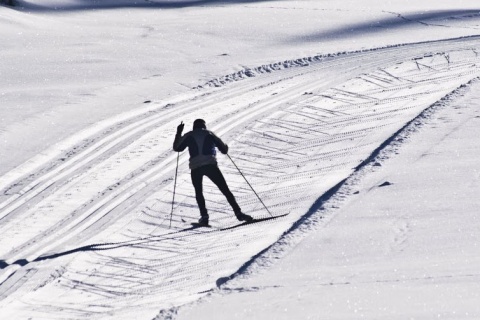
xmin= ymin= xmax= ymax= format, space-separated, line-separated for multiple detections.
xmin=289 ymin=9 xmax=480 ymax=43
xmin=14 ymin=0 xmax=275 ymax=11
xmin=0 ymin=224 xmax=202 ymax=270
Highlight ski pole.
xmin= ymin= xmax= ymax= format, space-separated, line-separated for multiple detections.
xmin=227 ymin=154 xmax=273 ymax=217
xmin=170 ymin=152 xmax=180 ymax=228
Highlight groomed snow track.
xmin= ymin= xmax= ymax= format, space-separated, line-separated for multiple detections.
xmin=1 ymin=36 xmax=480 ymax=319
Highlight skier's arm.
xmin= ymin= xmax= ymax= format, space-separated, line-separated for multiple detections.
xmin=210 ymin=132 xmax=229 ymax=154
xmin=173 ymin=134 xmax=187 ymax=152
xmin=173 ymin=122 xmax=188 ymax=152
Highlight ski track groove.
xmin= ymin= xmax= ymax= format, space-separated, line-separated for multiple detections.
xmin=0 ymin=57 xmax=372 ymax=260
xmin=0 ymin=39 xmax=473 ymax=216
xmin=0 ymin=37 xmax=480 ymax=319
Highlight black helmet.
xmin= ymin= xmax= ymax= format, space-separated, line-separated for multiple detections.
xmin=193 ymin=118 xmax=206 ymax=129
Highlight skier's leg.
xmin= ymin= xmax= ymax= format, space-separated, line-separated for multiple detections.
xmin=204 ymin=165 xmax=242 ymax=214
xmin=191 ymin=167 xmax=208 ymax=217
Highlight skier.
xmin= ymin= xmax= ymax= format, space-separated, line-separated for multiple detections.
xmin=173 ymin=119 xmax=253 ymax=226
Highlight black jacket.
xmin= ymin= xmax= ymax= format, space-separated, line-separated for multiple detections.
xmin=173 ymin=128 xmax=228 ymax=169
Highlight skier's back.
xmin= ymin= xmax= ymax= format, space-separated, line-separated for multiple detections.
xmin=173 ymin=119 xmax=252 ymax=225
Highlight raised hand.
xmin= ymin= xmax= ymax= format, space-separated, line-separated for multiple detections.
xmin=177 ymin=121 xmax=184 ymax=134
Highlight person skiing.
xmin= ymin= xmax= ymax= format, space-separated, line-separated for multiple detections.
xmin=173 ymin=119 xmax=253 ymax=226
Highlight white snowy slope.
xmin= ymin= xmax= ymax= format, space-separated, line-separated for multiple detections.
xmin=175 ymin=79 xmax=480 ymax=320
xmin=0 ymin=1 xmax=480 ymax=319
xmin=2 ymin=0 xmax=480 ymax=176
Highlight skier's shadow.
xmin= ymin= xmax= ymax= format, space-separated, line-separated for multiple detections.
xmin=0 ymin=225 xmax=201 ymax=270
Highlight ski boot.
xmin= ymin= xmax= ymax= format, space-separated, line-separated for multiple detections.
xmin=235 ymin=212 xmax=253 ymax=223
xmin=198 ymin=215 xmax=209 ymax=226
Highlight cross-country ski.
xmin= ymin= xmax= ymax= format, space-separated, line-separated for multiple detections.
xmin=191 ymin=213 xmax=289 ymax=230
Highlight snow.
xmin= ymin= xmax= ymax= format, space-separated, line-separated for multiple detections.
xmin=1 ymin=1 xmax=480 ymax=319
xmin=175 ymin=81 xmax=480 ymax=320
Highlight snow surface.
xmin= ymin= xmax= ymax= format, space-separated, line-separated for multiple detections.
xmin=1 ymin=1 xmax=480 ymax=319
xmin=175 ymin=79 xmax=480 ymax=320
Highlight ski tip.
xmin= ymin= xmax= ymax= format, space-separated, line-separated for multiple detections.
xmin=246 ymin=213 xmax=289 ymax=224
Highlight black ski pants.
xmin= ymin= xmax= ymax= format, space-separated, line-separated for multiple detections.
xmin=191 ymin=164 xmax=241 ymax=217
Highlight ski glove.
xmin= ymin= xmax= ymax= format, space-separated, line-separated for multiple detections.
xmin=177 ymin=122 xmax=184 ymax=135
